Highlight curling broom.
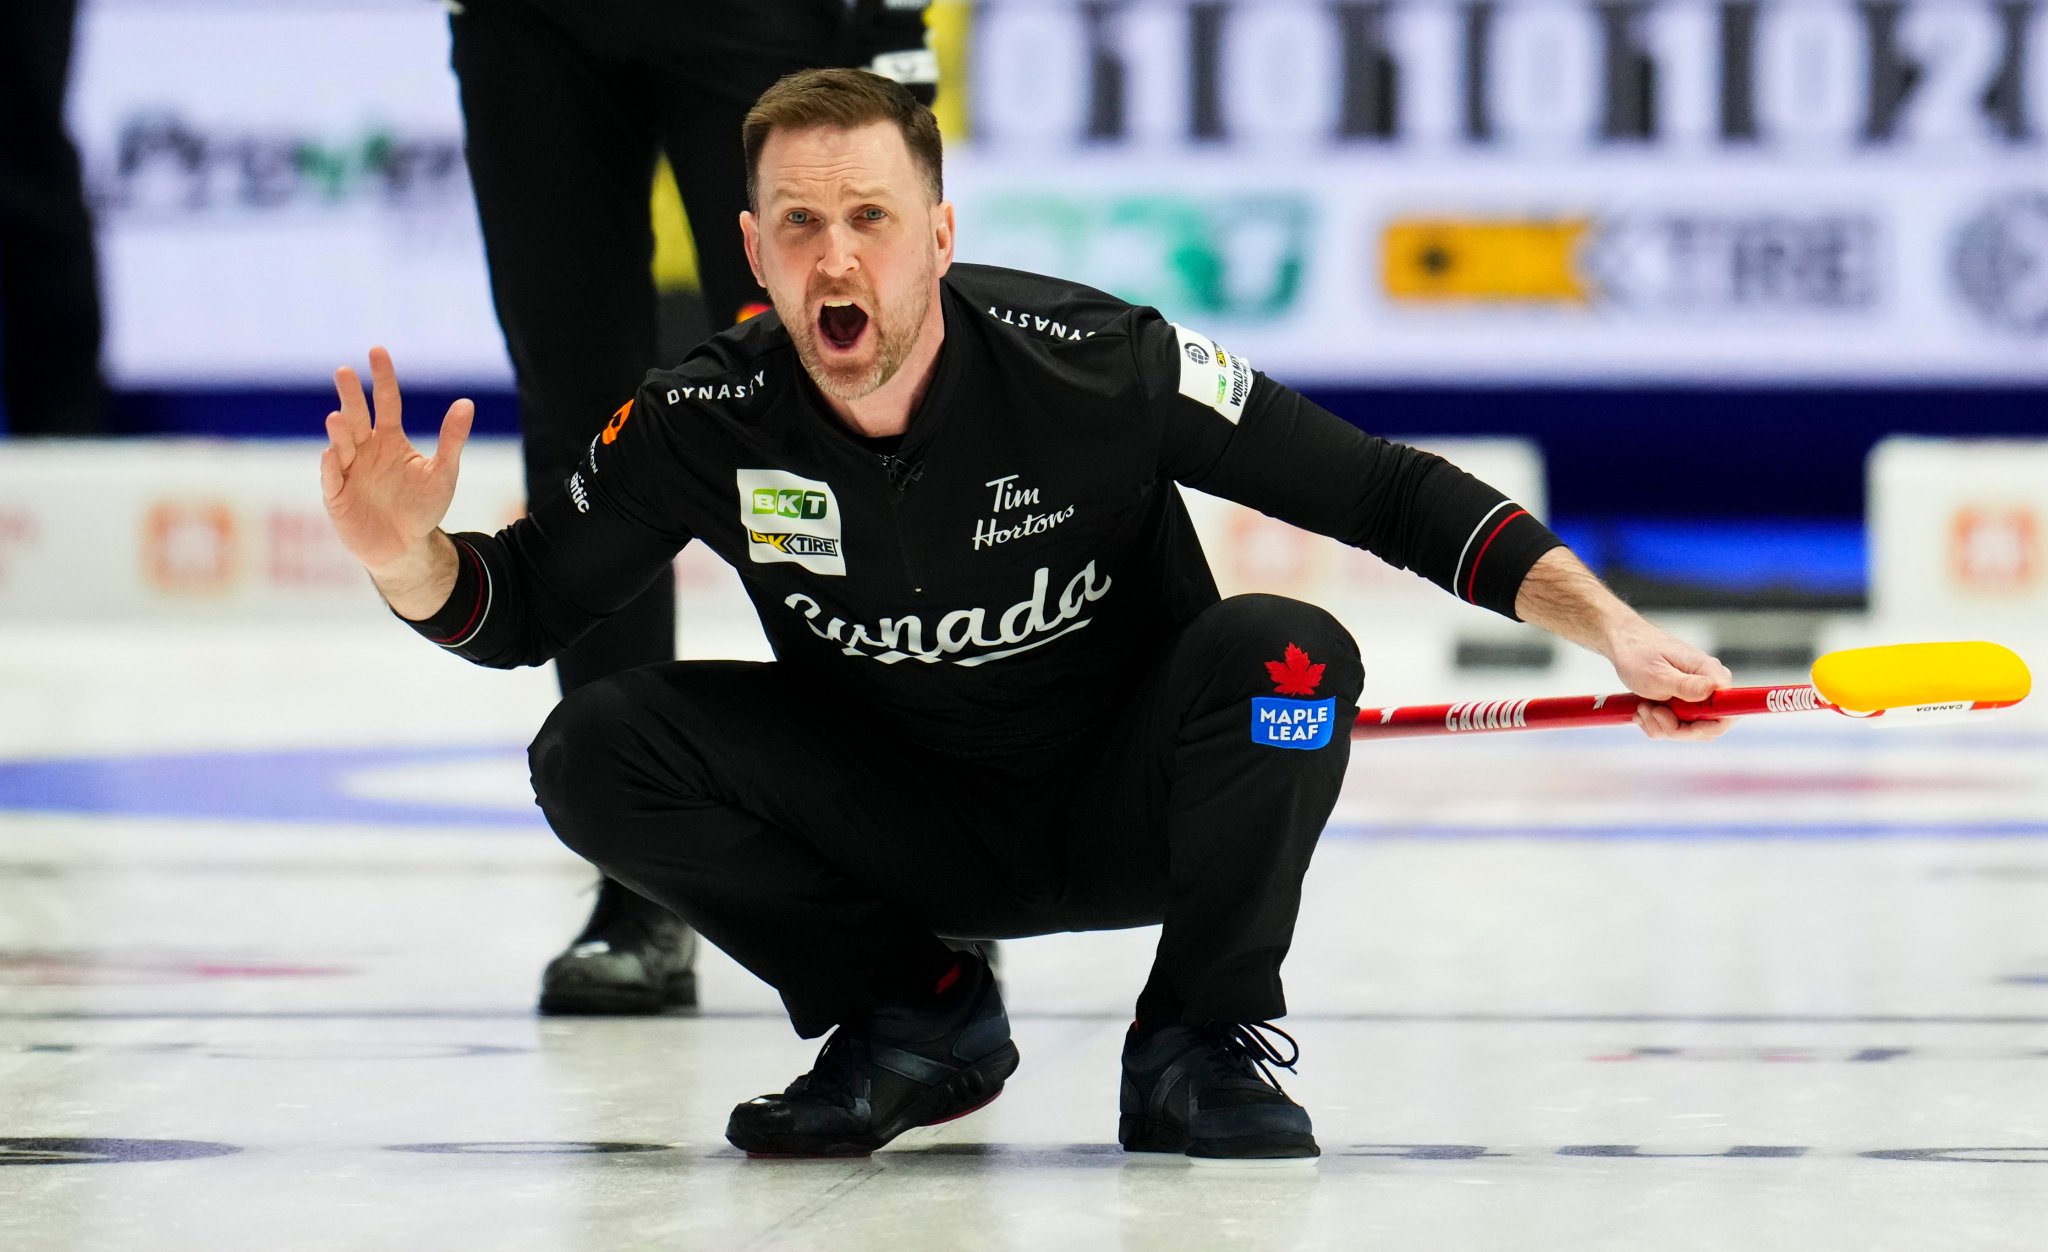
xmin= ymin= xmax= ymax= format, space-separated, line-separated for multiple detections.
xmin=1352 ymin=641 xmax=2032 ymax=739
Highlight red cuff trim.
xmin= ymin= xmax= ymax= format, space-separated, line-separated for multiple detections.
xmin=426 ymin=540 xmax=486 ymax=645
xmin=1465 ymin=509 xmax=1529 ymax=603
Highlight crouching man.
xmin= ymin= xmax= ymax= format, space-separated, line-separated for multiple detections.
xmin=319 ymin=69 xmax=1729 ymax=1160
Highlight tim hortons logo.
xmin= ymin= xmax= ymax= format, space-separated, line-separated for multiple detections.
xmin=972 ymin=473 xmax=1075 ymax=551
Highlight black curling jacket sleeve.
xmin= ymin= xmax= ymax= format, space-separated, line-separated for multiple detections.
xmin=385 ymin=262 xmax=1568 ymax=756
xmin=1136 ymin=311 xmax=1563 ymax=620
xmin=399 ymin=383 xmax=692 ymax=668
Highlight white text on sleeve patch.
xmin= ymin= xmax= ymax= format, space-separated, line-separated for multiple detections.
xmin=1172 ymin=324 xmax=1255 ymax=425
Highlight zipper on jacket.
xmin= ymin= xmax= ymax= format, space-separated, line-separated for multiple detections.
xmin=880 ymin=454 xmax=925 ymax=595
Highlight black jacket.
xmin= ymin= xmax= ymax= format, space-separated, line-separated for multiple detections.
xmin=412 ymin=264 xmax=1562 ymax=756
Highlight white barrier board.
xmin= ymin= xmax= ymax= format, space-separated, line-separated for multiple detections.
xmin=0 ymin=436 xmax=774 ymax=666
xmin=0 ymin=440 xmax=523 ymax=622
xmin=1179 ymin=437 xmax=1550 ymax=646
xmin=0 ymin=438 xmax=1543 ymax=661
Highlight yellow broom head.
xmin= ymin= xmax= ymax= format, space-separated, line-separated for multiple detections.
xmin=1811 ymin=642 xmax=2032 ymax=712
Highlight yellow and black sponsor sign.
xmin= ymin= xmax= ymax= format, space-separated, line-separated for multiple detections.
xmin=1382 ymin=218 xmax=1594 ymax=304
xmin=748 ymin=530 xmax=841 ymax=558
xmin=738 ymin=469 xmax=846 ymax=575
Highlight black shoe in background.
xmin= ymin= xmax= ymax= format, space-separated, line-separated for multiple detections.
xmin=725 ymin=952 xmax=1019 ymax=1157
xmin=537 ymin=878 xmax=699 ymax=1016
xmin=1120 ymin=1021 xmax=1319 ymax=1161
xmin=942 ymin=936 xmax=1002 ymax=984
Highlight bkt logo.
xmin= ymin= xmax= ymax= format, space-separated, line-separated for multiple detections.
xmin=736 ymin=470 xmax=845 ymax=577
xmin=752 ymin=488 xmax=829 ymax=521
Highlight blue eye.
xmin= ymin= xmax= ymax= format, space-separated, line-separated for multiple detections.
xmin=787 ymin=210 xmax=811 ymax=225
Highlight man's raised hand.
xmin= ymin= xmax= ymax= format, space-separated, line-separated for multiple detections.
xmin=321 ymin=347 xmax=473 ymax=576
xmin=320 ymin=347 xmax=473 ymax=621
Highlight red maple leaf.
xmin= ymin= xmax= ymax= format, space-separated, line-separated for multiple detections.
xmin=1264 ymin=643 xmax=1325 ymax=696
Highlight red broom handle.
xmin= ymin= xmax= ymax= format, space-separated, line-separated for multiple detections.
xmin=1349 ymin=641 xmax=2031 ymax=738
xmin=1352 ymin=683 xmax=1830 ymax=739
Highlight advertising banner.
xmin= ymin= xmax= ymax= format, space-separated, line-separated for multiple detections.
xmin=0 ymin=438 xmax=770 ymax=649
xmin=0 ymin=436 xmax=1540 ymax=649
xmin=68 ymin=0 xmax=2048 ymax=386
xmin=949 ymin=0 xmax=2048 ymax=383
xmin=0 ymin=440 xmax=524 ymax=620
xmin=71 ymin=0 xmax=505 ymax=385
xmin=1868 ymin=437 xmax=2048 ymax=629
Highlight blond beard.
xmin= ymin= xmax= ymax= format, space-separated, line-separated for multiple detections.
xmin=784 ymin=267 xmax=934 ymax=403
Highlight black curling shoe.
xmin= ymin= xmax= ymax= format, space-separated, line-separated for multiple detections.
xmin=1119 ymin=1021 xmax=1320 ymax=1161
xmin=726 ymin=954 xmax=1019 ymax=1157
xmin=538 ymin=879 xmax=699 ymax=1016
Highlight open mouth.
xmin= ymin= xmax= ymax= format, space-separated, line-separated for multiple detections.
xmin=817 ymin=299 xmax=870 ymax=352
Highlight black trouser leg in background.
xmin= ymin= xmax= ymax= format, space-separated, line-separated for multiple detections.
xmin=648 ymin=71 xmax=781 ymax=331
xmin=453 ymin=8 xmax=840 ymax=938
xmin=450 ymin=3 xmax=674 ymax=692
xmin=451 ymin=11 xmax=819 ymax=691
xmin=529 ymin=595 xmax=1363 ymax=1037
xmin=0 ymin=0 xmax=104 ymax=435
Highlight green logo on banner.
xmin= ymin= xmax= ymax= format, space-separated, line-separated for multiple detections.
xmin=982 ymin=194 xmax=1311 ymax=321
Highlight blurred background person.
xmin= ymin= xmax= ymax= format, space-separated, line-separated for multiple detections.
xmin=449 ymin=0 xmax=937 ymax=1016
xmin=0 ymin=0 xmax=106 ymax=436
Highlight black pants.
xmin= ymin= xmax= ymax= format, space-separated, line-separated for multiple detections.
xmin=450 ymin=0 xmax=832 ymax=691
xmin=529 ymin=595 xmax=1365 ymax=1037
xmin=0 ymin=0 xmax=104 ymax=435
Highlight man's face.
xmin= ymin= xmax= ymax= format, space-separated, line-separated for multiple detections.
xmin=742 ymin=121 xmax=953 ymax=404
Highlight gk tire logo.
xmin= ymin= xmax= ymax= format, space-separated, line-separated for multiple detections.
xmin=736 ymin=470 xmax=846 ymax=577
xmin=752 ymin=489 xmax=828 ymax=521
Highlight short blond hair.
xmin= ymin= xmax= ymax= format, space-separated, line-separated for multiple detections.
xmin=743 ymin=68 xmax=944 ymax=211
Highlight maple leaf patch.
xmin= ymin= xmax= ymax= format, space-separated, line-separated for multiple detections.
xmin=1264 ymin=643 xmax=1325 ymax=697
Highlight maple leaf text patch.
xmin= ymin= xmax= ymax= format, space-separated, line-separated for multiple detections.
xmin=1250 ymin=698 xmax=1337 ymax=749
xmin=1173 ymin=324 xmax=1254 ymax=425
